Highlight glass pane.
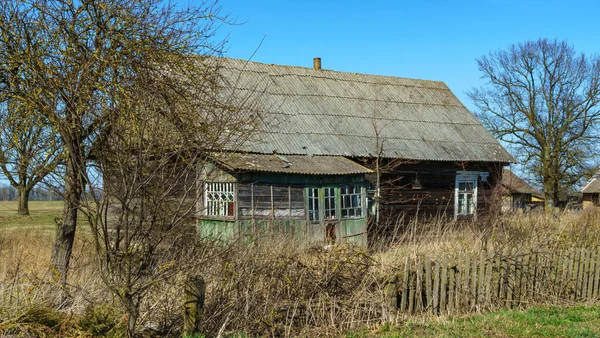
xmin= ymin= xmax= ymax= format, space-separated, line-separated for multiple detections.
xmin=466 ymin=194 xmax=473 ymax=214
xmin=458 ymin=193 xmax=465 ymax=214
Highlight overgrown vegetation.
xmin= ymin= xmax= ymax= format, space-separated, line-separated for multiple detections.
xmin=2 ymin=204 xmax=600 ymax=336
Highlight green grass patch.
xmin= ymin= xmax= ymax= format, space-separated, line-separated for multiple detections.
xmin=0 ymin=201 xmax=63 ymax=229
xmin=360 ymin=306 xmax=600 ymax=337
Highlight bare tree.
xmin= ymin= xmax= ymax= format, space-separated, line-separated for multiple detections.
xmin=468 ymin=39 xmax=600 ymax=208
xmin=0 ymin=105 xmax=61 ymax=214
xmin=0 ymin=7 xmax=61 ymax=215
xmin=77 ymin=54 xmax=259 ymax=336
xmin=0 ymin=0 xmax=237 ymax=289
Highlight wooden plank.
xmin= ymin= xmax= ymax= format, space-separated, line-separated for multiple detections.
xmin=448 ymin=255 xmax=455 ymax=313
xmin=409 ymin=272 xmax=416 ymax=313
xmin=580 ymin=248 xmax=589 ymax=299
xmin=499 ymin=248 xmax=508 ymax=303
xmin=579 ymin=248 xmax=587 ymax=299
xmin=568 ymin=248 xmax=576 ymax=300
xmin=462 ymin=252 xmax=471 ymax=309
xmin=592 ymin=248 xmax=600 ymax=299
xmin=433 ymin=256 xmax=440 ymax=314
xmin=400 ymin=256 xmax=410 ymax=311
xmin=521 ymin=251 xmax=530 ymax=302
xmin=470 ymin=251 xmax=478 ymax=307
xmin=550 ymin=251 xmax=560 ymax=298
xmin=485 ymin=250 xmax=494 ymax=306
xmin=416 ymin=256 xmax=423 ymax=311
xmin=576 ymin=248 xmax=585 ymax=300
xmin=440 ymin=254 xmax=448 ymax=314
xmin=433 ymin=257 xmax=441 ymax=314
xmin=478 ymin=250 xmax=485 ymax=305
xmin=506 ymin=248 xmax=517 ymax=308
xmin=558 ymin=250 xmax=573 ymax=299
xmin=530 ymin=251 xmax=538 ymax=300
xmin=515 ymin=252 xmax=523 ymax=306
xmin=384 ymin=282 xmax=397 ymax=309
xmin=587 ymin=249 xmax=595 ymax=300
xmin=425 ymin=255 xmax=433 ymax=313
xmin=456 ymin=253 xmax=463 ymax=311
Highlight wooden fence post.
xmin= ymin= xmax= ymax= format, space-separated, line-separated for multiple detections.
xmin=384 ymin=280 xmax=398 ymax=309
xmin=400 ymin=256 xmax=410 ymax=311
xmin=184 ymin=276 xmax=205 ymax=336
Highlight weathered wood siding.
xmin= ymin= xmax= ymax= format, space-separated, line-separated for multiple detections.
xmin=373 ymin=161 xmax=503 ymax=224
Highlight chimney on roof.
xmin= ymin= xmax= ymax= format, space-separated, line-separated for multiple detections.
xmin=313 ymin=57 xmax=321 ymax=70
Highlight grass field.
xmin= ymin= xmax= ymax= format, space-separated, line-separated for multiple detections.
xmin=0 ymin=200 xmax=63 ymax=229
xmin=351 ymin=306 xmax=600 ymax=337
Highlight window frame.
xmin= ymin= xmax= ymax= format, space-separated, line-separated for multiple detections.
xmin=454 ymin=172 xmax=478 ymax=220
xmin=307 ymin=187 xmax=321 ymax=222
xmin=323 ymin=187 xmax=337 ymax=220
xmin=340 ymin=184 xmax=364 ymax=219
xmin=204 ymin=182 xmax=236 ymax=218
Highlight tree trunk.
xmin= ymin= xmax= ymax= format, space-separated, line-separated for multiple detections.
xmin=126 ymin=296 xmax=139 ymax=338
xmin=17 ymin=185 xmax=30 ymax=215
xmin=50 ymin=150 xmax=83 ymax=290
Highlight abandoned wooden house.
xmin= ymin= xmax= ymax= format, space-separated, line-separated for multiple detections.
xmin=500 ymin=168 xmax=544 ymax=212
xmin=198 ymin=58 xmax=514 ymax=246
xmin=581 ymin=172 xmax=600 ymax=209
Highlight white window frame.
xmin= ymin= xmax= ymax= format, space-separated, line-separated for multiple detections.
xmin=307 ymin=186 xmax=339 ymax=222
xmin=204 ymin=182 xmax=236 ymax=217
xmin=323 ymin=187 xmax=336 ymax=220
xmin=307 ymin=187 xmax=320 ymax=222
xmin=454 ymin=172 xmax=478 ymax=220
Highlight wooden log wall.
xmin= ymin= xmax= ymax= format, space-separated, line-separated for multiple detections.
xmin=372 ymin=162 xmax=503 ymax=231
xmin=389 ymin=248 xmax=600 ymax=314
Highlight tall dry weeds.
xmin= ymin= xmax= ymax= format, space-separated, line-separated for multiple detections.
xmin=2 ymin=210 xmax=600 ymax=337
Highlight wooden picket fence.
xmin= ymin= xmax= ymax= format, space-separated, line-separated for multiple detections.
xmin=388 ymin=247 xmax=600 ymax=314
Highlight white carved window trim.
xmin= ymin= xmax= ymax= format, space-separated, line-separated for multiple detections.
xmin=204 ymin=182 xmax=236 ymax=217
xmin=455 ymin=172 xmax=478 ymax=220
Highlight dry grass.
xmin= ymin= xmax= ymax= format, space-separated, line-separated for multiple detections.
xmin=1 ymin=203 xmax=600 ymax=337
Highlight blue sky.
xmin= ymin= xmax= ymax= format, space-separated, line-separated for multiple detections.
xmin=216 ymin=0 xmax=600 ymax=110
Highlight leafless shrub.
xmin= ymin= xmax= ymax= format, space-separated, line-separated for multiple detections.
xmin=3 ymin=209 xmax=600 ymax=336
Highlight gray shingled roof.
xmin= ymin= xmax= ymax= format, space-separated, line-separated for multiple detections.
xmin=581 ymin=174 xmax=600 ymax=193
xmin=218 ymin=58 xmax=514 ymax=163
xmin=501 ymin=168 xmax=543 ymax=199
xmin=213 ymin=153 xmax=372 ymax=175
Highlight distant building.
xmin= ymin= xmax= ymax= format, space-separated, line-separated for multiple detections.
xmin=500 ymin=168 xmax=543 ymax=212
xmin=581 ymin=172 xmax=600 ymax=209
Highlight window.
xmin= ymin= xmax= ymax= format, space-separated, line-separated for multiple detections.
xmin=205 ymin=182 xmax=235 ymax=217
xmin=308 ymin=187 xmax=338 ymax=222
xmin=341 ymin=185 xmax=363 ymax=218
xmin=308 ymin=187 xmax=320 ymax=221
xmin=323 ymin=187 xmax=336 ymax=220
xmin=455 ymin=172 xmax=478 ymax=219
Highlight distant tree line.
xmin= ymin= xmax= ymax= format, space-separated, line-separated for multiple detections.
xmin=0 ymin=184 xmax=62 ymax=201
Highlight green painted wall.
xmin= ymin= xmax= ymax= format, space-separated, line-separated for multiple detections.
xmin=197 ymin=218 xmax=368 ymax=247
xmin=198 ymin=162 xmax=368 ymax=247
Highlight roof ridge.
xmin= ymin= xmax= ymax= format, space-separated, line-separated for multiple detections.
xmin=581 ymin=177 xmax=597 ymax=192
xmin=221 ymin=57 xmax=448 ymax=86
